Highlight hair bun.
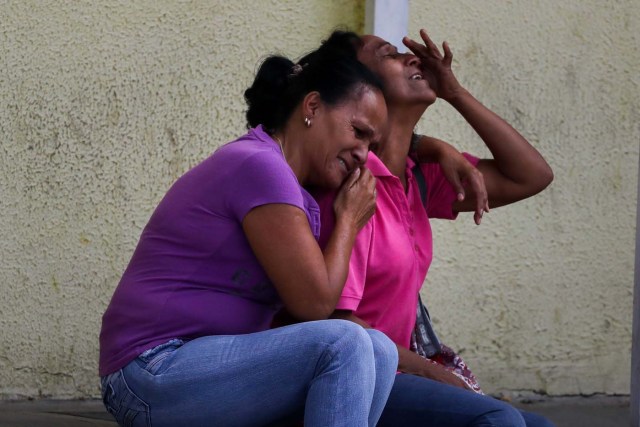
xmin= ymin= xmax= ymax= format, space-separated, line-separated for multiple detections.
xmin=244 ymin=31 xmax=382 ymax=132
xmin=244 ymin=56 xmax=294 ymax=131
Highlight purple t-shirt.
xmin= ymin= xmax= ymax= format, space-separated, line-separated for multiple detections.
xmin=99 ymin=125 xmax=321 ymax=376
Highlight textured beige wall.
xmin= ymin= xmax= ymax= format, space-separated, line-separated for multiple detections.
xmin=0 ymin=0 xmax=637 ymax=400
xmin=0 ymin=0 xmax=363 ymax=399
xmin=409 ymin=1 xmax=639 ymax=396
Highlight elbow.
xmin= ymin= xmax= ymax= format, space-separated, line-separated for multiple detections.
xmin=523 ymin=161 xmax=554 ymax=196
xmin=504 ymin=164 xmax=553 ymax=205
xmin=278 ymin=275 xmax=342 ymax=321
xmin=536 ymin=163 xmax=554 ymax=192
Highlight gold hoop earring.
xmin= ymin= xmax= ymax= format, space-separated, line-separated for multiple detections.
xmin=304 ymin=117 xmax=311 ymax=128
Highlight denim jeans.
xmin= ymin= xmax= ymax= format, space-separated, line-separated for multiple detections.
xmin=101 ymin=320 xmax=398 ymax=427
xmin=377 ymin=373 xmax=555 ymax=427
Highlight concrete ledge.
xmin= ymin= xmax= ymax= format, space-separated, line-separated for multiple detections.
xmin=0 ymin=400 xmax=116 ymax=426
xmin=514 ymin=395 xmax=630 ymax=427
xmin=0 ymin=396 xmax=630 ymax=427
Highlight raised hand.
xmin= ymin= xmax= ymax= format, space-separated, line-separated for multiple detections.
xmin=437 ymin=146 xmax=489 ymax=225
xmin=333 ymin=167 xmax=377 ymax=231
xmin=403 ymin=29 xmax=463 ymax=102
xmin=414 ymin=135 xmax=489 ymax=225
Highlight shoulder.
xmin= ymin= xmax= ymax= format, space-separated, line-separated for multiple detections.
xmin=215 ymin=129 xmax=283 ymax=170
xmin=208 ymin=129 xmax=295 ymax=185
xmin=210 ymin=129 xmax=304 ymax=219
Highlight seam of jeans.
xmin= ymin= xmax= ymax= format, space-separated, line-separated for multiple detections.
xmin=314 ymin=326 xmax=369 ymax=379
xmin=144 ymin=351 xmax=171 ymax=375
xmin=139 ymin=338 xmax=182 ymax=361
xmin=120 ymin=370 xmax=151 ymax=427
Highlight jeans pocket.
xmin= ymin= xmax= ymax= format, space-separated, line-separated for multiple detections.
xmin=101 ymin=370 xmax=150 ymax=427
xmin=143 ymin=350 xmax=171 ymax=375
xmin=139 ymin=339 xmax=183 ymax=375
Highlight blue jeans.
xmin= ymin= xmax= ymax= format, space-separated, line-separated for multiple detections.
xmin=101 ymin=320 xmax=398 ymax=427
xmin=378 ymin=373 xmax=555 ymax=427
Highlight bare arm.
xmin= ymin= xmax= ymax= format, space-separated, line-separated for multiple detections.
xmin=405 ymin=29 xmax=553 ymax=214
xmin=243 ymin=168 xmax=376 ymax=321
xmin=330 ymin=309 xmax=469 ymax=389
xmin=447 ymin=89 xmax=554 ymax=211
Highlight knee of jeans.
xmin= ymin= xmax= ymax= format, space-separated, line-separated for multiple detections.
xmin=366 ymin=329 xmax=398 ymax=372
xmin=322 ymin=319 xmax=374 ymax=354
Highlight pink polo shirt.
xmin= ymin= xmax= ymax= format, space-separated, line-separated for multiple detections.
xmin=317 ymin=152 xmax=478 ymax=349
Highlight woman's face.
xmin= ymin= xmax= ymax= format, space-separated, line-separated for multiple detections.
xmin=357 ymin=35 xmax=437 ymax=107
xmin=305 ymin=86 xmax=387 ymax=189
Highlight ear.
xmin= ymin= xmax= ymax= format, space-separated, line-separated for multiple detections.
xmin=301 ymin=91 xmax=323 ymax=120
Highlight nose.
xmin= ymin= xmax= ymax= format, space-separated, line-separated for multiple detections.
xmin=352 ymin=142 xmax=368 ymax=166
xmin=405 ymin=54 xmax=420 ymax=67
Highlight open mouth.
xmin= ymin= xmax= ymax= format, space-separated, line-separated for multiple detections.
xmin=409 ymin=73 xmax=423 ymax=81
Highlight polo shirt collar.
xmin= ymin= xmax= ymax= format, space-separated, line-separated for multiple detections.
xmin=366 ymin=152 xmax=416 ymax=178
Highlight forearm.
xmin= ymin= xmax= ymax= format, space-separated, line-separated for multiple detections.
xmin=332 ymin=310 xmax=447 ymax=379
xmin=331 ymin=311 xmax=428 ymax=375
xmin=397 ymin=344 xmax=436 ymax=376
xmin=320 ymin=217 xmax=359 ymax=311
xmin=403 ymin=28 xmax=551 ymax=210
xmin=332 ymin=311 xmax=422 ymax=374
xmin=447 ymin=88 xmax=553 ymax=189
xmin=413 ymin=135 xmax=455 ymax=163
xmin=331 ymin=310 xmax=469 ymax=387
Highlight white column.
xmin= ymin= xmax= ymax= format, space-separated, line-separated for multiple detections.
xmin=365 ymin=0 xmax=410 ymax=52
xmin=632 ymin=151 xmax=640 ymax=426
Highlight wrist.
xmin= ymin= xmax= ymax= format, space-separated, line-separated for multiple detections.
xmin=443 ymin=86 xmax=470 ymax=105
xmin=416 ymin=360 xmax=438 ymax=379
xmin=334 ymin=210 xmax=359 ymax=233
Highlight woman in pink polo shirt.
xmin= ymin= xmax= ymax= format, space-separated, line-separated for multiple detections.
xmin=316 ymin=29 xmax=555 ymax=427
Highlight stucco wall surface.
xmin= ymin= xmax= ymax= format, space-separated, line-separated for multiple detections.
xmin=0 ymin=0 xmax=637 ymax=400
xmin=0 ymin=0 xmax=364 ymax=399
xmin=408 ymin=1 xmax=639 ymax=396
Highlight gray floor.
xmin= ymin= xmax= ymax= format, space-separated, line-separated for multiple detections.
xmin=515 ymin=396 xmax=630 ymax=427
xmin=0 ymin=395 xmax=630 ymax=427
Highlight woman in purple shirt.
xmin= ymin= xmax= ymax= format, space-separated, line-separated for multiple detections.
xmin=99 ymin=32 xmax=398 ymax=427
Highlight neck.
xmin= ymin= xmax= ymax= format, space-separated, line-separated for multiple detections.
xmin=272 ymin=126 xmax=307 ymax=186
xmin=376 ymin=105 xmax=421 ymax=180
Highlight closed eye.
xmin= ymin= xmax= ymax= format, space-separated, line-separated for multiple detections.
xmin=352 ymin=120 xmax=376 ymax=145
xmin=354 ymin=126 xmax=366 ymax=139
xmin=379 ymin=43 xmax=400 ymax=58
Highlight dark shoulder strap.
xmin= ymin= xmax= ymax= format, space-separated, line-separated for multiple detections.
xmin=410 ymin=162 xmax=442 ymax=357
xmin=412 ymin=164 xmax=427 ymax=205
